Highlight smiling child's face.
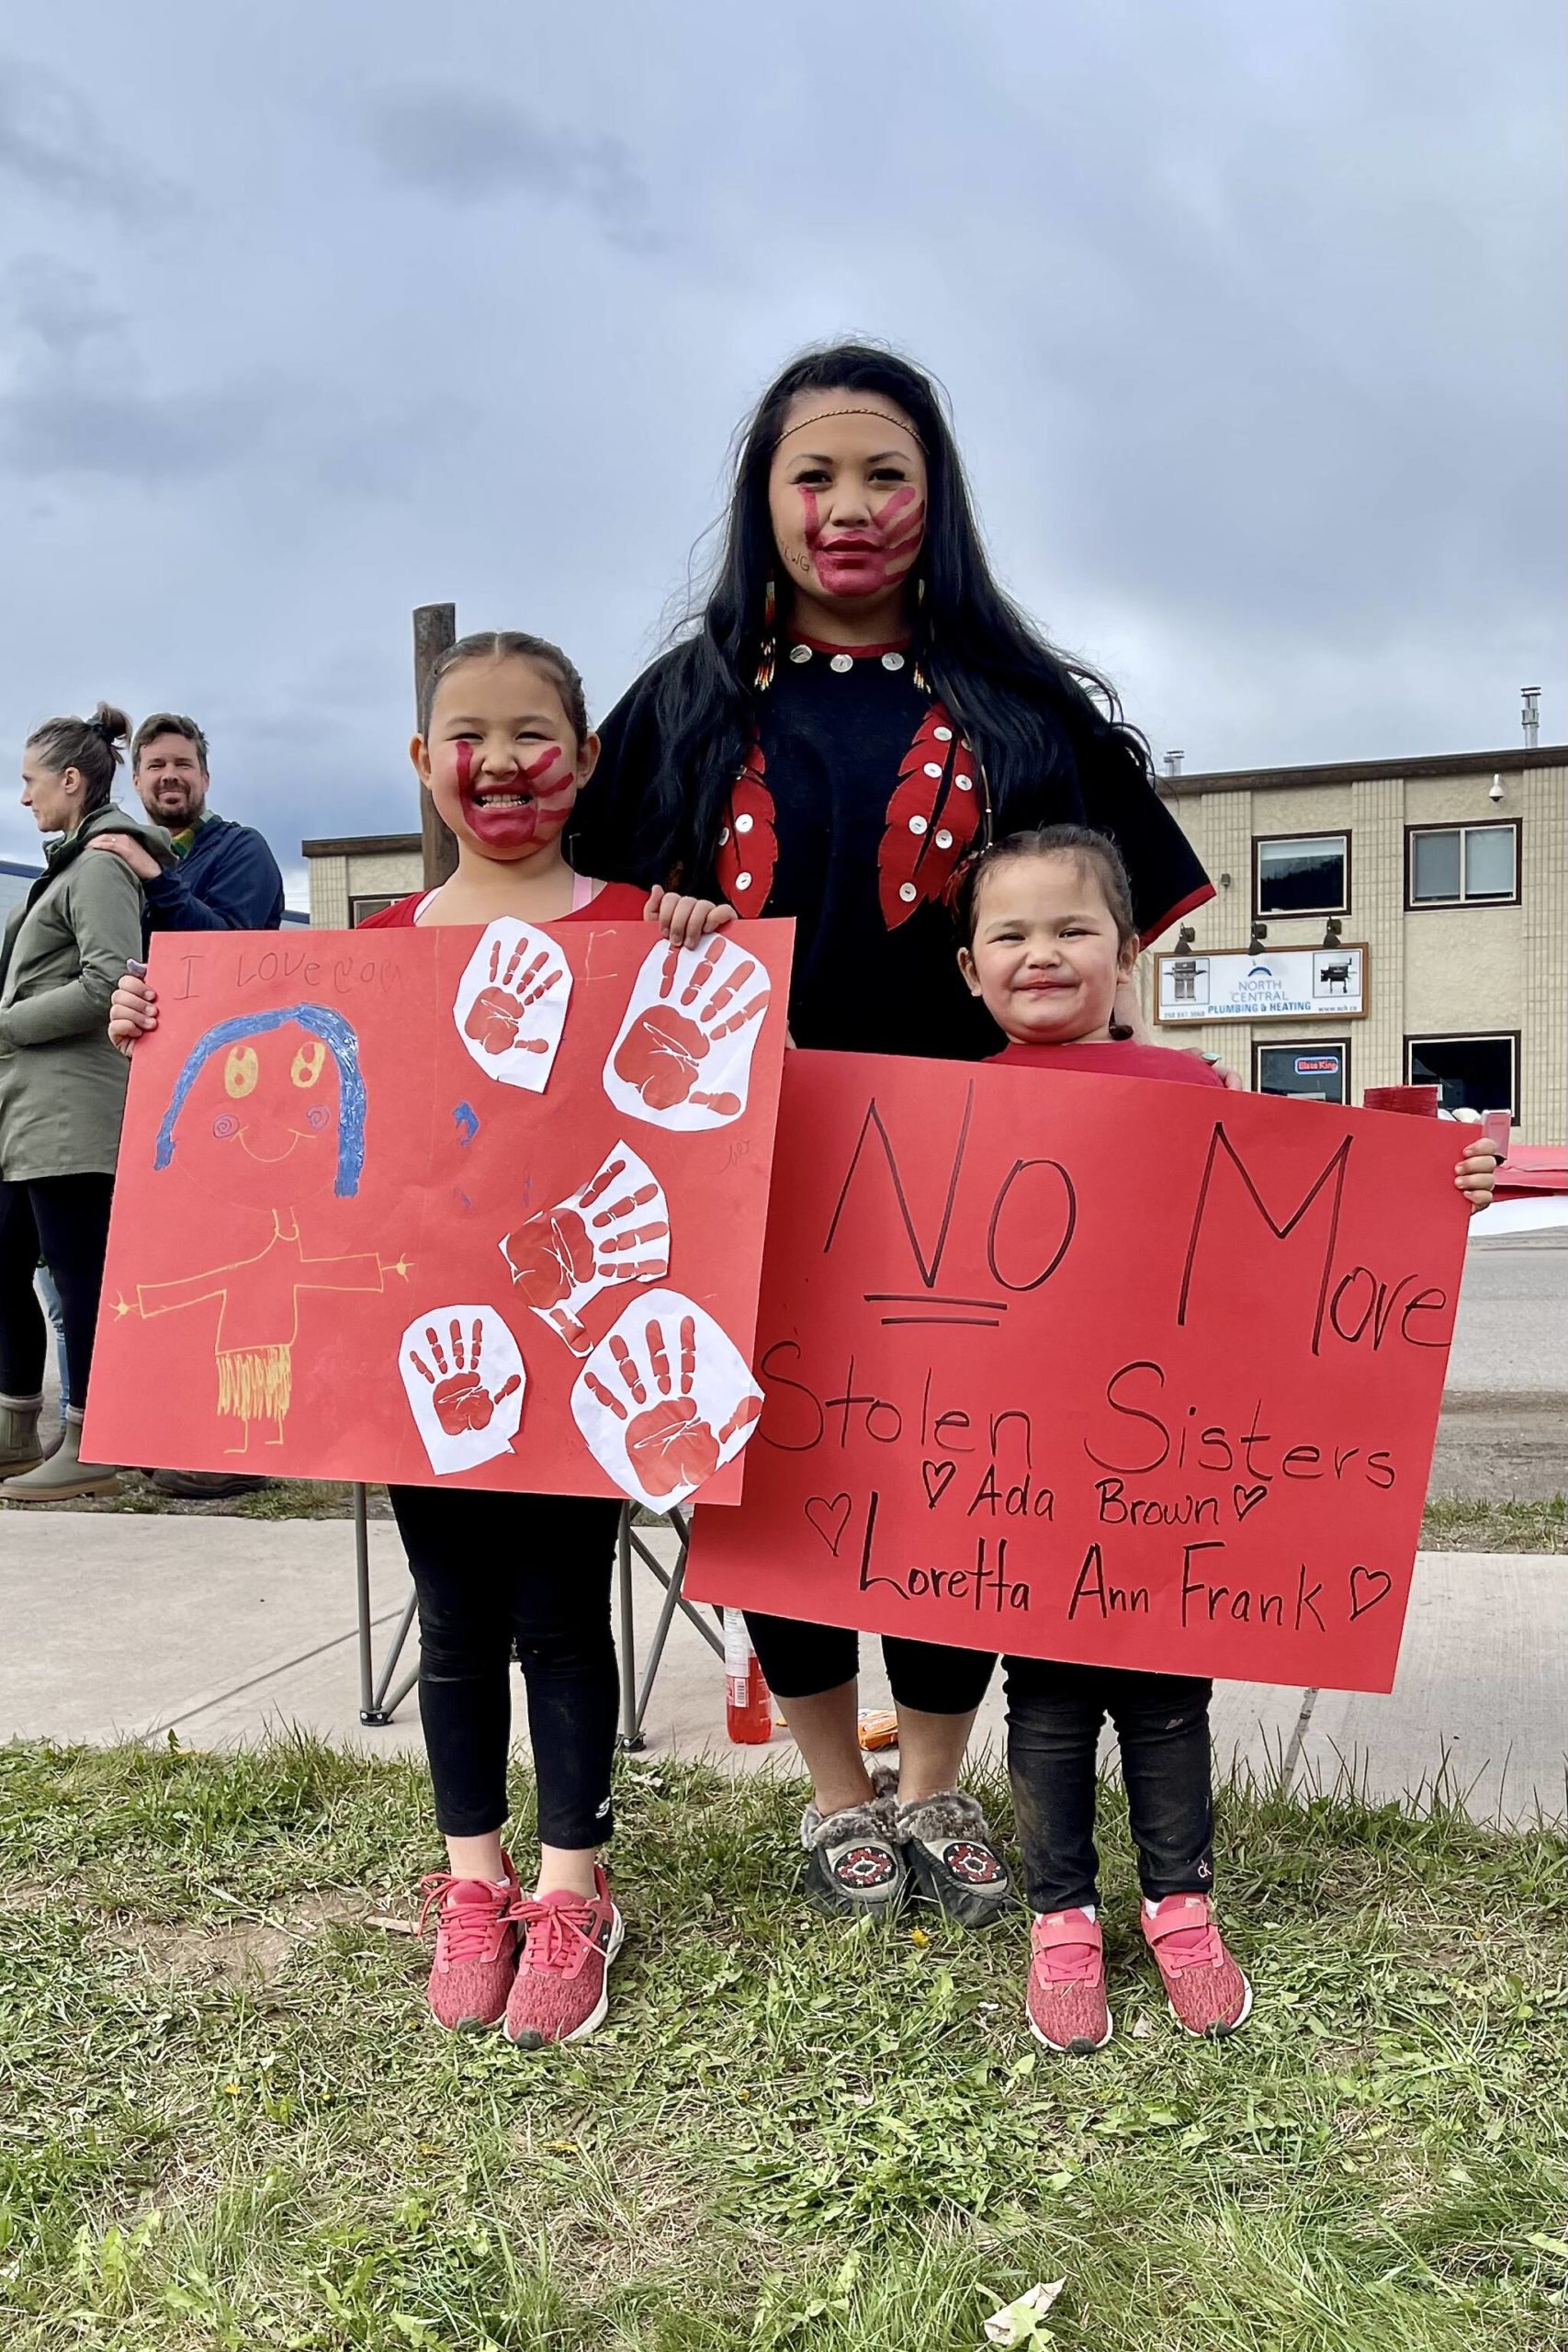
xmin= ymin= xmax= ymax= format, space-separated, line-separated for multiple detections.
xmin=414 ymin=655 xmax=598 ymax=866
xmin=187 ymin=1021 xmax=343 ymax=1204
xmin=960 ymin=853 xmax=1135 ymax=1046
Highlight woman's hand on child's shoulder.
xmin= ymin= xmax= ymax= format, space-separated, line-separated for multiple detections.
xmin=1453 ymin=1136 xmax=1498 ymax=1215
xmin=107 ymin=964 xmax=158 ymax=1057
xmin=645 ymin=887 xmax=737 ymax=949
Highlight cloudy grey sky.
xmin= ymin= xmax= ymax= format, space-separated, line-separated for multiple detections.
xmin=3 ymin=0 xmax=1562 ymax=903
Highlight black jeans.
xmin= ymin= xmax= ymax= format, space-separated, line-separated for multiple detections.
xmin=745 ymin=1613 xmax=995 ymax=1715
xmin=1004 ymin=1658 xmax=1214 ymax=1914
xmin=390 ymin=1486 xmax=622 ymax=1850
xmin=0 ymin=1173 xmax=116 ymax=1411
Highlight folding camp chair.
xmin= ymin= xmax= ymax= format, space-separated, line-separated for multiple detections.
xmin=351 ymin=1486 xmax=724 ymax=1749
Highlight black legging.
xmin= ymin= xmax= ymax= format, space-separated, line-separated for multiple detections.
xmin=1005 ymin=1658 xmax=1214 ymax=1914
xmin=0 ymin=1173 xmax=116 ymax=1410
xmin=744 ymin=1613 xmax=995 ymax=1715
xmin=389 ymin=1485 xmax=622 ymax=1849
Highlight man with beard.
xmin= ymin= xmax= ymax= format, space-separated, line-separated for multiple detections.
xmin=87 ymin=712 xmax=284 ymax=932
xmin=89 ymin=711 xmax=284 ymax=1495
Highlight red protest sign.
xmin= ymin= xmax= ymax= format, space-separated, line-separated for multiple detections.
xmin=685 ymin=1050 xmax=1470 ymax=1691
xmin=84 ymin=922 xmax=792 ymax=1505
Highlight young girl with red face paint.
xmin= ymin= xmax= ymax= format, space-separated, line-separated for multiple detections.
xmin=572 ymin=344 xmax=1218 ymax=1930
xmin=108 ymin=630 xmax=728 ymax=2048
xmin=953 ymin=824 xmax=1497 ymax=2054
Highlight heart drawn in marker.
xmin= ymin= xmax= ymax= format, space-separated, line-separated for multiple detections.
xmin=805 ymin=1494 xmax=852 ymax=1555
xmin=1348 ymin=1565 xmax=1393 ymax=1620
xmin=1233 ymin=1484 xmax=1269 ymax=1522
xmin=921 ymin=1460 xmax=957 ymax=1508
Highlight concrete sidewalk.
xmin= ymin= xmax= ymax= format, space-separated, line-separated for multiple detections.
xmin=1 ymin=1511 xmax=1562 ymax=1826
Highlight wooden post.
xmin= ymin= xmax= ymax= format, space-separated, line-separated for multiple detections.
xmin=413 ymin=603 xmax=458 ymax=888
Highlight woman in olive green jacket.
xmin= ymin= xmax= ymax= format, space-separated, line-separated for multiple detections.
xmin=0 ymin=704 xmax=172 ymax=1499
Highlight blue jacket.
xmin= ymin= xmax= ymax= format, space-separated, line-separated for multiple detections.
xmin=140 ymin=812 xmax=285 ymax=933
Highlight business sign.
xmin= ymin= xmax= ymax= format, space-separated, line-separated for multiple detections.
xmin=1156 ymin=945 xmax=1367 ymax=1024
xmin=686 ymin=1049 xmax=1468 ymax=1694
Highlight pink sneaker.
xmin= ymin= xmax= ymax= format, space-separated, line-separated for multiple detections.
xmin=418 ymin=1856 xmax=521 ymax=2030
xmin=1027 ymin=1909 xmax=1113 ymax=2054
xmin=502 ymin=1865 xmax=624 ymax=2050
xmin=1142 ymin=1894 xmax=1252 ymax=2037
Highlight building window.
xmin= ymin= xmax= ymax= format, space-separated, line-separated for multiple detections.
xmin=1406 ymin=822 xmax=1518 ymax=907
xmin=1255 ymin=833 xmax=1348 ymax=916
xmin=1405 ymin=1034 xmax=1518 ymax=1124
xmin=1255 ymin=1042 xmax=1348 ymax=1105
xmin=349 ymin=894 xmax=401 ymax=925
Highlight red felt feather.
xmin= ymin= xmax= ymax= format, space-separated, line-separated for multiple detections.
xmin=877 ymin=703 xmax=982 ymax=929
xmin=714 ymin=743 xmax=777 ymax=918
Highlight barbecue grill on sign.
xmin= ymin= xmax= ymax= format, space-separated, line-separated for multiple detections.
xmin=1156 ymin=945 xmax=1368 ymax=1023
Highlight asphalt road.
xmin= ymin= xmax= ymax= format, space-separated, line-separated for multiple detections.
xmin=1434 ymin=1229 xmax=1567 ymax=1499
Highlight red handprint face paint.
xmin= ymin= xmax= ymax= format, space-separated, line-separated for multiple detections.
xmin=455 ymin=740 xmax=578 ymax=853
xmin=767 ymin=394 xmax=928 ymax=613
xmin=801 ymin=481 xmax=925 ymax=600
xmin=425 ymin=652 xmax=586 ymax=862
xmin=435 ymin=737 xmax=579 ymax=856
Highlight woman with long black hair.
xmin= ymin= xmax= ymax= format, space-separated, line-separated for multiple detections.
xmin=572 ymin=343 xmax=1215 ymax=1922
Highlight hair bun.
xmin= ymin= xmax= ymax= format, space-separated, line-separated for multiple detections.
xmin=91 ymin=701 xmax=131 ymax=747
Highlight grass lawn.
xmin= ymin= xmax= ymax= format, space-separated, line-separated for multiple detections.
xmin=0 ymin=1744 xmax=1563 ymax=2350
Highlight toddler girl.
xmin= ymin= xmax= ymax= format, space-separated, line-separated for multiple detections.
xmin=954 ymin=824 xmax=1497 ymax=2052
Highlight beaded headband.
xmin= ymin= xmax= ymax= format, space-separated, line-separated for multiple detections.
xmin=774 ymin=406 xmax=926 ymax=452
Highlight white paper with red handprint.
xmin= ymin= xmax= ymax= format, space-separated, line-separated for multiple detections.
xmin=400 ymin=1306 xmax=527 ymax=1475
xmin=498 ymin=1142 xmax=671 ymax=1356
xmin=570 ymin=1288 xmax=763 ymax=1506
xmin=453 ymin=919 xmax=571 ymax=1092
xmin=602 ymin=935 xmax=772 ymax=1133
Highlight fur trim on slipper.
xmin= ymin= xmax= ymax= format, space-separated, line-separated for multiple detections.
xmin=800 ymin=1790 xmax=899 ymax=1852
xmin=894 ymin=1788 xmax=994 ymax=1844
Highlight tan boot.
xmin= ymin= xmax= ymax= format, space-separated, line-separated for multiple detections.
xmin=0 ymin=1397 xmax=45 ymax=1477
xmin=0 ymin=1419 xmax=120 ymax=1502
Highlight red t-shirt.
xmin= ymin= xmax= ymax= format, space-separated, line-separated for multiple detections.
xmin=357 ymin=878 xmax=648 ymax=929
xmin=993 ymin=1039 xmax=1227 ymax=1088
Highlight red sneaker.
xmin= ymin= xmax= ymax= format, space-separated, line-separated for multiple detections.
xmin=502 ymin=1866 xmax=624 ymax=2050
xmin=1027 ymin=1909 xmax=1113 ymax=2054
xmin=1142 ymin=1894 xmax=1252 ymax=2037
xmin=418 ymin=1857 xmax=521 ymax=2030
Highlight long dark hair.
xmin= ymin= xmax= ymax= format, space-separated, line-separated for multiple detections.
xmin=572 ymin=341 xmax=1156 ymax=884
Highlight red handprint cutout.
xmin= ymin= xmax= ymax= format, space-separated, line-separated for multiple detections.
xmin=609 ymin=937 xmax=770 ymax=1123
xmin=582 ymin=1307 xmax=761 ymax=1500
xmin=464 ymin=934 xmax=566 ymax=1057
xmin=409 ymin=1317 xmax=523 ymax=1435
xmin=501 ymin=1148 xmax=671 ymax=1351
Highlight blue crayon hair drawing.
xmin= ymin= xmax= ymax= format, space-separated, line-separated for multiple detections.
xmin=153 ymin=1005 xmax=367 ymax=1197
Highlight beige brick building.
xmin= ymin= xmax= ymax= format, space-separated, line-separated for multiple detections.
xmin=1147 ymin=744 xmax=1565 ymax=1144
xmin=303 ymin=739 xmax=1567 ymax=1145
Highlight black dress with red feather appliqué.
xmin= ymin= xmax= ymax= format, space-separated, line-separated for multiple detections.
xmin=580 ymin=644 xmax=1213 ymax=1063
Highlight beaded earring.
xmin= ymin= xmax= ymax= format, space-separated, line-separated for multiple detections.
xmin=753 ymin=576 xmax=777 ymax=693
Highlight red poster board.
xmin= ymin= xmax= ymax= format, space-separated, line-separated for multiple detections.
xmin=686 ymin=1051 xmax=1470 ymax=1691
xmin=85 ymin=921 xmax=793 ymax=1505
